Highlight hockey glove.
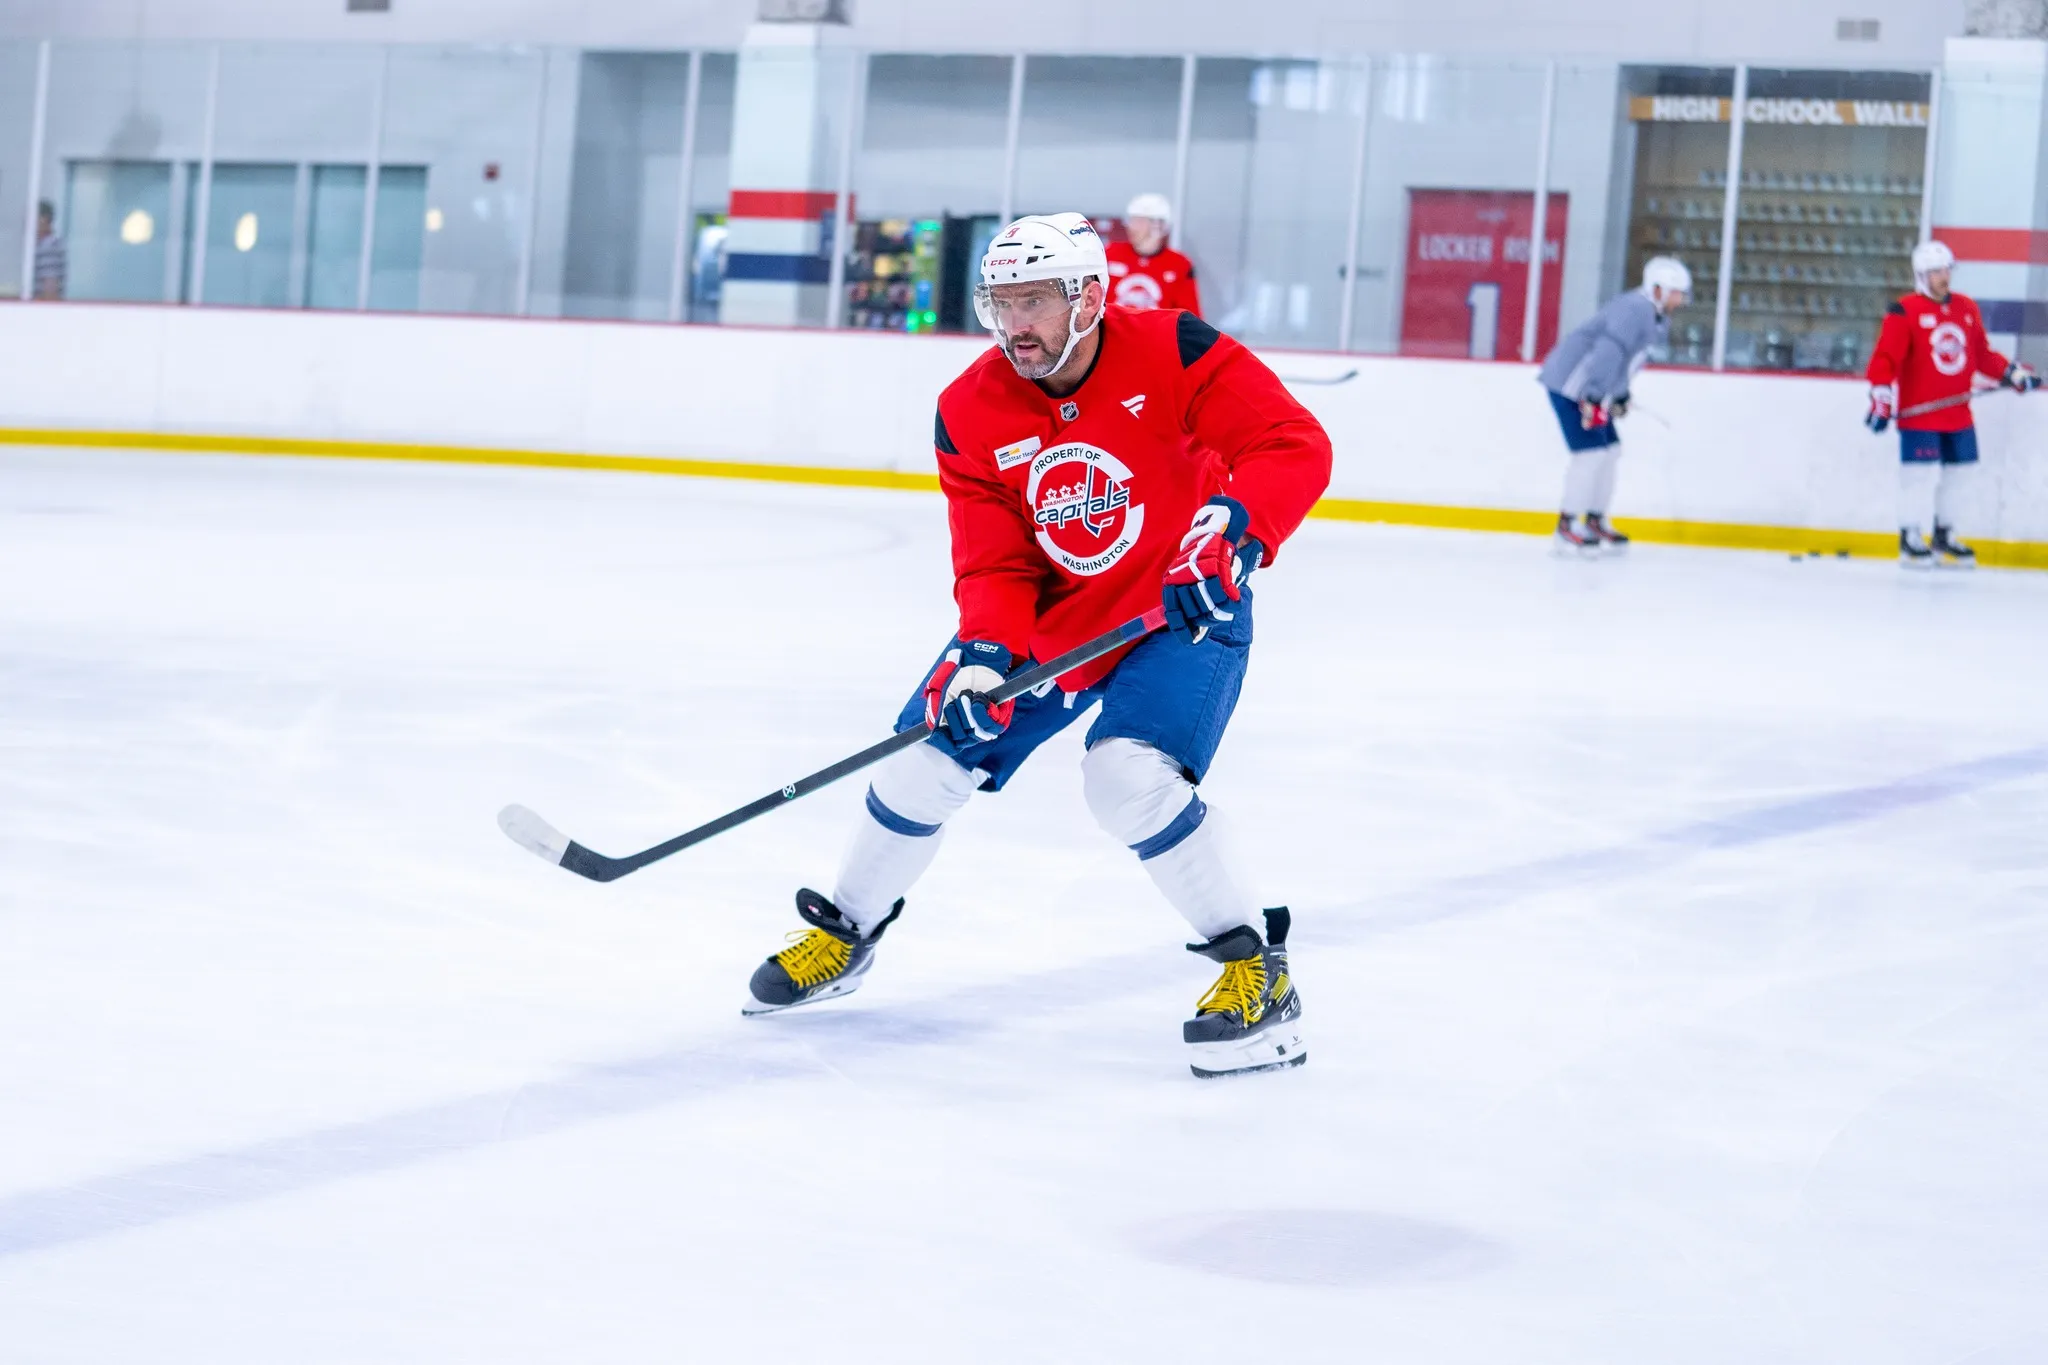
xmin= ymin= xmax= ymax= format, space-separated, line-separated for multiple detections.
xmin=1577 ymin=398 xmax=1612 ymax=431
xmin=921 ymin=640 xmax=1017 ymax=753
xmin=2005 ymin=362 xmax=2040 ymax=394
xmin=1162 ymin=495 xmax=1263 ymax=646
xmin=1865 ymin=384 xmax=1894 ymax=433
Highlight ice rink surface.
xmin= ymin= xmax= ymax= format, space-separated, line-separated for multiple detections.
xmin=3 ymin=445 xmax=2046 ymax=1363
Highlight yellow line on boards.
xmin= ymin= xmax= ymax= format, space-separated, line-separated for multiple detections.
xmin=0 ymin=427 xmax=943 ymax=493
xmin=6 ymin=426 xmax=2045 ymax=570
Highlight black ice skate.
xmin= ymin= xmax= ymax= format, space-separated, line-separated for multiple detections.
xmin=1899 ymin=527 xmax=1935 ymax=569
xmin=1932 ymin=524 xmax=1976 ymax=569
xmin=742 ymin=888 xmax=902 ymax=1016
xmin=1553 ymin=514 xmax=1599 ymax=558
xmin=1184 ymin=907 xmax=1305 ymax=1079
xmin=1584 ymin=512 xmax=1630 ymax=553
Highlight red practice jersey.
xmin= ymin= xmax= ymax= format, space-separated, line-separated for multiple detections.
xmin=1865 ymin=291 xmax=2012 ymax=433
xmin=1105 ymin=241 xmax=1202 ymax=316
xmin=933 ymin=307 xmax=1332 ymax=690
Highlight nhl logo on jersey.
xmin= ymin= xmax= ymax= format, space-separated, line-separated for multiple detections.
xmin=1059 ymin=400 xmax=1080 ymax=422
xmin=1929 ymin=321 xmax=1969 ymax=377
xmin=1026 ymin=441 xmax=1146 ymax=576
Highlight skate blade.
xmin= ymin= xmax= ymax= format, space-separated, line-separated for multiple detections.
xmin=1935 ymin=557 xmax=1976 ymax=571
xmin=1192 ymin=1051 xmax=1307 ymax=1080
xmin=1187 ymin=1024 xmax=1307 ymax=1079
xmin=740 ymin=977 xmax=864 ymax=1017
xmin=1899 ymin=557 xmax=1935 ymax=571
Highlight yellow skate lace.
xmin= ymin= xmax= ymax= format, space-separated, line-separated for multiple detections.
xmin=773 ymin=928 xmax=851 ymax=989
xmin=1196 ymin=956 xmax=1269 ymax=1025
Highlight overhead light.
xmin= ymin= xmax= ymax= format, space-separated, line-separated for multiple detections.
xmin=234 ymin=212 xmax=259 ymax=252
xmin=425 ymin=207 xmax=445 ymax=232
xmin=120 ymin=208 xmax=154 ymax=245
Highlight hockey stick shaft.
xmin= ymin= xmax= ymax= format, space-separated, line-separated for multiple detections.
xmin=1277 ymin=369 xmax=1359 ymax=386
xmin=1898 ymin=384 xmax=2003 ymax=420
xmin=501 ymin=605 xmax=1169 ymax=883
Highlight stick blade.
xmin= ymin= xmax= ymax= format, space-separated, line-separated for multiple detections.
xmin=498 ymin=803 xmax=571 ymax=866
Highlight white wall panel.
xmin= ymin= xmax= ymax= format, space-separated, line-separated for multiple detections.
xmin=0 ymin=0 xmax=1966 ymax=67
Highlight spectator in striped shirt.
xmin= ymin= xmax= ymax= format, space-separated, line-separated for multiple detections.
xmin=34 ymin=201 xmax=66 ymax=301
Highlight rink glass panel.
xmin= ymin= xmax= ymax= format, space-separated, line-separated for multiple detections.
xmin=205 ymin=45 xmax=382 ymax=310
xmin=37 ymin=43 xmax=214 ymax=305
xmin=1723 ymin=70 xmax=1932 ymax=374
xmin=1347 ymin=58 xmax=1549 ymax=358
xmin=1184 ymin=58 xmax=1372 ymax=351
xmin=1013 ymin=57 xmax=1181 ymax=242
xmin=681 ymin=54 xmax=736 ymax=325
xmin=850 ymin=55 xmax=1010 ymax=334
xmin=0 ymin=42 xmax=41 ymax=298
xmin=1619 ymin=67 xmax=1738 ymax=370
xmin=376 ymin=45 xmax=546 ymax=317
xmin=1542 ymin=62 xmax=1632 ymax=358
xmin=544 ymin=52 xmax=692 ymax=322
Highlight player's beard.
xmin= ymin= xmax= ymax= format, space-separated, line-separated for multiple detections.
xmin=1002 ymin=314 xmax=1072 ymax=382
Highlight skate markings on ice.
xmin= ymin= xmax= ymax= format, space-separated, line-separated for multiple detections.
xmin=3 ymin=742 xmax=2038 ymax=1260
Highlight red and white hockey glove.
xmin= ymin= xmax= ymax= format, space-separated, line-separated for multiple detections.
xmin=2004 ymin=362 xmax=2040 ymax=394
xmin=1162 ymin=495 xmax=1263 ymax=645
xmin=921 ymin=640 xmax=1016 ymax=753
xmin=1865 ymin=384 xmax=1895 ymax=433
xmin=1577 ymin=398 xmax=1613 ymax=431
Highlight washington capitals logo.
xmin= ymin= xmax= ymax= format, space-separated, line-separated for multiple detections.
xmin=1026 ymin=442 xmax=1145 ymax=576
xmin=1035 ymin=463 xmax=1130 ymax=536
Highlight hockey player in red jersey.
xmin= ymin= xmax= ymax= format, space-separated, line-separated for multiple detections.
xmin=1104 ymin=192 xmax=1202 ymax=316
xmin=1866 ymin=239 xmax=2038 ymax=567
xmin=743 ymin=212 xmax=1332 ymax=1077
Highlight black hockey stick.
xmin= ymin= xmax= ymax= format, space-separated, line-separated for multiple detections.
xmin=1277 ymin=369 xmax=1359 ymax=386
xmin=498 ymin=605 xmax=1170 ymax=883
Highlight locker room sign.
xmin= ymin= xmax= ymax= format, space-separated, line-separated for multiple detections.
xmin=1399 ymin=189 xmax=1566 ymax=362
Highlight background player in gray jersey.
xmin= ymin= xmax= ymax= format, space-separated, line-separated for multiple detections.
xmin=1537 ymin=256 xmax=1690 ymax=554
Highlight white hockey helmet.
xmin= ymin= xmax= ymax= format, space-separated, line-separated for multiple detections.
xmin=975 ymin=213 xmax=1111 ymax=374
xmin=1912 ymin=238 xmax=1955 ymax=296
xmin=1126 ymin=192 xmax=1173 ymax=224
xmin=1642 ymin=254 xmax=1692 ymax=303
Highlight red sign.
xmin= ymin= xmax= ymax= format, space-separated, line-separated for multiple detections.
xmin=1400 ymin=189 xmax=1567 ymax=360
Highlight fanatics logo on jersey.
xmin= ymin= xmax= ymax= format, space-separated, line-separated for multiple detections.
xmin=1930 ymin=321 xmax=1969 ymax=376
xmin=1122 ymin=394 xmax=1146 ymax=417
xmin=993 ymin=435 xmax=1042 ymax=471
xmin=1026 ymin=441 xmax=1146 ymax=577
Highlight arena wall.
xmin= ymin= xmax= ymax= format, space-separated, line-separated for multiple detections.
xmin=2 ymin=301 xmax=2043 ymax=564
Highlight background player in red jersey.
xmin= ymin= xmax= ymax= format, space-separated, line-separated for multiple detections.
xmin=1104 ymin=192 xmax=1202 ymax=316
xmin=1866 ymin=239 xmax=2039 ymax=567
xmin=743 ymin=212 xmax=1331 ymax=1078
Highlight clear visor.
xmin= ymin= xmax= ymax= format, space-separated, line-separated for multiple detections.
xmin=973 ymin=279 xmax=1077 ymax=333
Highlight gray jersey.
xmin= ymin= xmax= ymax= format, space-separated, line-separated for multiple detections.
xmin=1537 ymin=288 xmax=1667 ymax=402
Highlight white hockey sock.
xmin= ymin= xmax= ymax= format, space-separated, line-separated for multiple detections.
xmin=1587 ymin=445 xmax=1620 ymax=515
xmin=833 ymin=742 xmax=979 ymax=932
xmin=1898 ymin=462 xmax=1940 ymax=534
xmin=1934 ymin=461 xmax=1979 ymax=531
xmin=1561 ymin=449 xmax=1604 ymax=518
xmin=1138 ymin=810 xmax=1259 ymax=941
xmin=1082 ymin=738 xmax=1257 ymax=941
